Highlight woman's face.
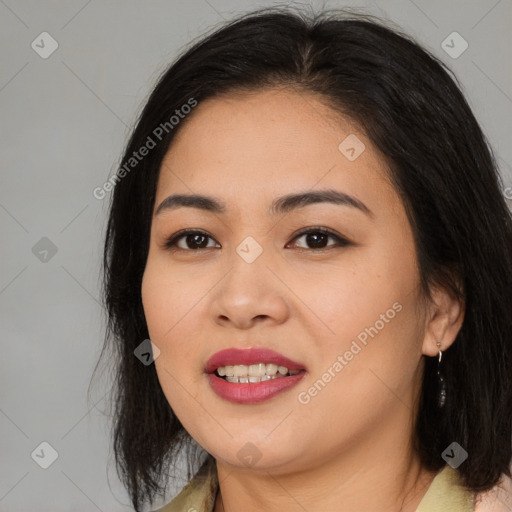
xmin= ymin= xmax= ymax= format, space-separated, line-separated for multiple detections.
xmin=141 ymin=88 xmax=432 ymax=473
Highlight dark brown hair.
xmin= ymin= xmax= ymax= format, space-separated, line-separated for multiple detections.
xmin=90 ymin=6 xmax=512 ymax=511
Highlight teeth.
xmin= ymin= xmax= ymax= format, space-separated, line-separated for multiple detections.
xmin=225 ymin=374 xmax=280 ymax=383
xmin=233 ymin=365 xmax=247 ymax=377
xmin=216 ymin=362 xmax=301 ymax=383
xmin=250 ymin=363 xmax=267 ymax=377
xmin=265 ymin=363 xmax=278 ymax=375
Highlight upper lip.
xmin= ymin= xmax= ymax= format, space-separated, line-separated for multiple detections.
xmin=205 ymin=347 xmax=306 ymax=374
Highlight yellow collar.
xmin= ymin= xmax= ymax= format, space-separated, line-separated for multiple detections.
xmin=415 ymin=464 xmax=475 ymax=511
xmin=156 ymin=458 xmax=475 ymax=512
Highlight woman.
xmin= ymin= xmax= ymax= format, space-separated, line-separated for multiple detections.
xmin=93 ymin=7 xmax=512 ymax=512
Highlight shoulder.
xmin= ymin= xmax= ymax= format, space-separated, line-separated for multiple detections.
xmin=416 ymin=465 xmax=475 ymax=511
xmin=154 ymin=456 xmax=218 ymax=512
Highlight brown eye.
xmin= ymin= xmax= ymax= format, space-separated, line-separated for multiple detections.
xmin=288 ymin=227 xmax=350 ymax=251
xmin=163 ymin=227 xmax=350 ymax=252
xmin=164 ymin=230 xmax=218 ymax=250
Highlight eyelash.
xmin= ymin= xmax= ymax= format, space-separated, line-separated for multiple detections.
xmin=162 ymin=227 xmax=351 ymax=252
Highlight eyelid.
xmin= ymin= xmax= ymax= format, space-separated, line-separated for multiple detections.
xmin=162 ymin=229 xmax=219 ymax=250
xmin=162 ymin=226 xmax=351 ymax=252
xmin=287 ymin=226 xmax=351 ymax=250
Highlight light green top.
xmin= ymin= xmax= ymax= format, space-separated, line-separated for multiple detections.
xmin=155 ymin=456 xmax=475 ymax=512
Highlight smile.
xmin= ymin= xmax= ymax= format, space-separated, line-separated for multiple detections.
xmin=205 ymin=347 xmax=307 ymax=404
xmin=216 ymin=363 xmax=301 ymax=383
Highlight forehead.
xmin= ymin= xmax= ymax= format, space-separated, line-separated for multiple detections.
xmin=155 ymin=88 xmax=396 ymax=217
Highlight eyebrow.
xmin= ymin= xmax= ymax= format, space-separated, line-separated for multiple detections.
xmin=155 ymin=188 xmax=374 ymax=219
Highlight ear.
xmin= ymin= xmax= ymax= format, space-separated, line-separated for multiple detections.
xmin=421 ymin=282 xmax=465 ymax=357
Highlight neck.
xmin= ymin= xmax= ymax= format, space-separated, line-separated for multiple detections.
xmin=213 ymin=407 xmax=438 ymax=512
xmin=215 ymin=459 xmax=436 ymax=512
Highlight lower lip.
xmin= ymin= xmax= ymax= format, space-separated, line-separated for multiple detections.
xmin=207 ymin=371 xmax=306 ymax=404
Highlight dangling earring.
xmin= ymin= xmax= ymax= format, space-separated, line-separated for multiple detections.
xmin=436 ymin=341 xmax=447 ymax=408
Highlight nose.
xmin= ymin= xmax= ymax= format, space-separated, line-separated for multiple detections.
xmin=210 ymin=245 xmax=290 ymax=330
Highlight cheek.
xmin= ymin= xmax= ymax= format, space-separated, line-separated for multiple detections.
xmin=142 ymin=260 xmax=208 ymax=425
xmin=141 ymin=262 xmax=170 ymax=341
xmin=310 ymin=250 xmax=414 ymax=337
xmin=142 ymin=254 xmax=196 ymax=341
xmin=141 ymin=253 xmax=216 ymax=385
xmin=313 ymin=239 xmax=423 ymax=378
xmin=141 ymin=257 xmax=194 ymax=374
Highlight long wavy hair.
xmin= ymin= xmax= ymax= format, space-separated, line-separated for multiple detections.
xmin=89 ymin=6 xmax=512 ymax=511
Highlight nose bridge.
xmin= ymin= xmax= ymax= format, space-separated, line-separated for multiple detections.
xmin=211 ymin=232 xmax=289 ymax=326
xmin=225 ymin=233 xmax=272 ymax=297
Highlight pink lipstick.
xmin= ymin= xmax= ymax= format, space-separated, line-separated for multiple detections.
xmin=205 ymin=347 xmax=306 ymax=404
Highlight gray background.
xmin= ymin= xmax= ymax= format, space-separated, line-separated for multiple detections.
xmin=1 ymin=0 xmax=511 ymax=510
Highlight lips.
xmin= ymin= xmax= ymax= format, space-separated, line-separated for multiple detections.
xmin=205 ymin=347 xmax=306 ymax=374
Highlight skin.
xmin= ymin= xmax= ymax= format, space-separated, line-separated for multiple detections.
xmin=141 ymin=87 xmax=465 ymax=512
